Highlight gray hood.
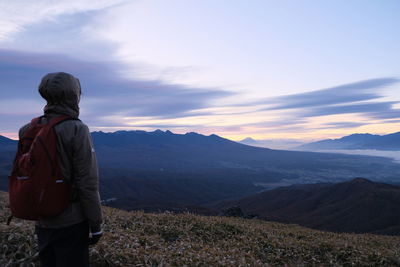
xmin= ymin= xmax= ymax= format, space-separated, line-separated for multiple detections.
xmin=38 ymin=72 xmax=81 ymax=118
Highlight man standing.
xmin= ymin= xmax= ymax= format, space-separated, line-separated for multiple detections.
xmin=18 ymin=72 xmax=103 ymax=266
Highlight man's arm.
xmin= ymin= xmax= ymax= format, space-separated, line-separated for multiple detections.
xmin=72 ymin=124 xmax=103 ymax=239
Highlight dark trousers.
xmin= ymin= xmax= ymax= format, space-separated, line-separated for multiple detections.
xmin=36 ymin=221 xmax=89 ymax=267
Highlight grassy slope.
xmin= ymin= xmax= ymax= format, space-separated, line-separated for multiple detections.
xmin=1 ymin=191 xmax=400 ymax=266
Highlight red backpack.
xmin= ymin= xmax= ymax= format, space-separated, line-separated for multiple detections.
xmin=9 ymin=115 xmax=73 ymax=220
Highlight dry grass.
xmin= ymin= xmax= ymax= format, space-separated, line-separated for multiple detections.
xmin=1 ymin=191 xmax=400 ymax=266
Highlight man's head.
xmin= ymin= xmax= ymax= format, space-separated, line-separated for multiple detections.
xmin=38 ymin=72 xmax=81 ymax=118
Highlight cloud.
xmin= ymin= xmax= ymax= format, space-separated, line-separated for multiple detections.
xmin=232 ymin=78 xmax=400 ymax=123
xmin=1 ymin=48 xmax=398 ymax=139
xmin=381 ymin=119 xmax=400 ymax=124
xmin=216 ymin=78 xmax=400 ymax=135
xmin=0 ymin=0 xmax=128 ymax=40
xmin=301 ymin=101 xmax=399 ymax=117
xmin=0 ymin=49 xmax=234 ymax=132
xmin=367 ymin=109 xmax=400 ymax=120
xmin=258 ymin=78 xmax=399 ymax=111
xmin=245 ymin=118 xmax=307 ymax=129
xmin=318 ymin=121 xmax=368 ymax=129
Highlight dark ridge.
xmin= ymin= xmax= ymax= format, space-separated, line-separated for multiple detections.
xmin=217 ymin=178 xmax=400 ymax=235
xmin=298 ymin=131 xmax=400 ymax=151
xmin=91 ymin=129 xmax=245 ymax=148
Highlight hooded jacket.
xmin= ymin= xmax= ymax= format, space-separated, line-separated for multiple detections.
xmin=18 ymin=72 xmax=103 ymax=232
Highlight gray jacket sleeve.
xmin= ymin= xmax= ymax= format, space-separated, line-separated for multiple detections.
xmin=72 ymin=124 xmax=103 ymax=231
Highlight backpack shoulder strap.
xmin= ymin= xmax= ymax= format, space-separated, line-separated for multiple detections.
xmin=21 ymin=116 xmax=44 ymax=140
xmin=41 ymin=115 xmax=81 ymax=130
xmin=30 ymin=116 xmax=43 ymax=127
xmin=46 ymin=115 xmax=73 ymax=127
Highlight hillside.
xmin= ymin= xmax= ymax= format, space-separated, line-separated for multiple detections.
xmin=298 ymin=132 xmax=400 ymax=151
xmin=1 ymin=192 xmax=400 ymax=266
xmin=217 ymin=178 xmax=400 ymax=235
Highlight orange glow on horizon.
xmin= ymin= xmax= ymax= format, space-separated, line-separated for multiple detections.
xmin=0 ymin=132 xmax=18 ymax=140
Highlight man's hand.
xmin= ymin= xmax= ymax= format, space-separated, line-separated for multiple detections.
xmin=88 ymin=225 xmax=103 ymax=245
xmin=88 ymin=232 xmax=102 ymax=245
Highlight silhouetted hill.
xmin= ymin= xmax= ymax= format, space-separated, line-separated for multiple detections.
xmin=218 ymin=178 xmax=400 ymax=235
xmin=298 ymin=132 xmax=400 ymax=151
xmin=92 ymin=129 xmax=239 ymax=148
xmin=0 ymin=135 xmax=17 ymax=150
xmin=0 ymin=135 xmax=16 ymax=144
xmin=99 ymin=171 xmax=259 ymax=214
xmin=0 ymin=135 xmax=17 ymax=190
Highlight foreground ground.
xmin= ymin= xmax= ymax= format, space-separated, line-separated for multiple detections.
xmin=1 ymin=191 xmax=400 ymax=266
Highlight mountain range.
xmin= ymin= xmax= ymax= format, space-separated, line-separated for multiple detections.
xmin=217 ymin=178 xmax=400 ymax=235
xmin=90 ymin=130 xmax=399 ymax=178
xmin=298 ymin=132 xmax=400 ymax=151
xmin=1 ymin=130 xmax=400 ymax=213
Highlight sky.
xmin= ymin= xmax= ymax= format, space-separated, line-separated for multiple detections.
xmin=0 ymin=0 xmax=399 ymax=142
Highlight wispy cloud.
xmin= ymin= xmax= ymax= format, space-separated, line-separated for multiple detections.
xmin=0 ymin=49 xmax=234 ymax=132
xmin=0 ymin=0 xmax=127 ymax=40
xmin=211 ymin=78 xmax=400 ymax=137
xmin=367 ymin=109 xmax=400 ymax=120
xmin=243 ymin=118 xmax=307 ymax=129
xmin=234 ymin=78 xmax=400 ymax=122
xmin=259 ymin=78 xmax=398 ymax=110
xmin=301 ymin=101 xmax=399 ymax=118
xmin=317 ymin=121 xmax=368 ymax=129
xmin=0 ymin=51 xmax=398 ymax=139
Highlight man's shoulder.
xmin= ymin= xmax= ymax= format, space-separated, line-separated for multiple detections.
xmin=19 ymin=116 xmax=91 ymax=139
xmin=58 ymin=118 xmax=87 ymax=128
xmin=54 ymin=118 xmax=92 ymax=140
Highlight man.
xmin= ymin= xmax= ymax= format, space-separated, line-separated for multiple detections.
xmin=18 ymin=72 xmax=103 ymax=266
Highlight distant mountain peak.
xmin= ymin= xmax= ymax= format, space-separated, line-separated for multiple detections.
xmin=241 ymin=137 xmax=257 ymax=142
xmin=185 ymin=131 xmax=200 ymax=136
